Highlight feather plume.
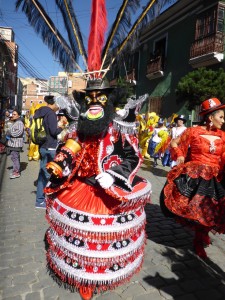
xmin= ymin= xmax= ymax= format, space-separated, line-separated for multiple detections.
xmin=56 ymin=0 xmax=87 ymax=67
xmin=15 ymin=0 xmax=83 ymax=72
xmin=101 ymin=0 xmax=140 ymax=69
xmin=104 ymin=0 xmax=158 ymax=72
xmin=136 ymin=0 xmax=171 ymax=30
xmin=88 ymin=0 xmax=107 ymax=75
xmin=16 ymin=0 xmax=172 ymax=79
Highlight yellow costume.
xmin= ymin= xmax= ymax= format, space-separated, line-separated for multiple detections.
xmin=24 ymin=111 xmax=31 ymax=143
xmin=28 ymin=103 xmax=46 ymax=161
xmin=137 ymin=112 xmax=159 ymax=159
xmin=154 ymin=130 xmax=169 ymax=155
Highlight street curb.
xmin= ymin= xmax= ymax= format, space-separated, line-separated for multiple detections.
xmin=0 ymin=153 xmax=7 ymax=191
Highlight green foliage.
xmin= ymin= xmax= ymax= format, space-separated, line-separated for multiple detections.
xmin=113 ymin=77 xmax=135 ymax=108
xmin=176 ymin=67 xmax=225 ymax=110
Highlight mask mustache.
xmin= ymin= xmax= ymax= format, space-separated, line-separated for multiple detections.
xmin=80 ymin=112 xmax=87 ymax=120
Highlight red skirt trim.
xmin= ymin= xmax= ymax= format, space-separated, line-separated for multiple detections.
xmin=164 ymin=163 xmax=225 ymax=231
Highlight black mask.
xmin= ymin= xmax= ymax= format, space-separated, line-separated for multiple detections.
xmin=77 ymin=97 xmax=115 ymax=141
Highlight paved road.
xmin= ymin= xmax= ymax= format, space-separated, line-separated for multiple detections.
xmin=0 ymin=150 xmax=225 ymax=300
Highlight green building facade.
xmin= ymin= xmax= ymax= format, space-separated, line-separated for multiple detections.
xmin=109 ymin=0 xmax=225 ymax=126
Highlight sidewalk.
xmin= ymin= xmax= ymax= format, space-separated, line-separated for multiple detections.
xmin=0 ymin=150 xmax=225 ymax=299
xmin=0 ymin=153 xmax=7 ymax=191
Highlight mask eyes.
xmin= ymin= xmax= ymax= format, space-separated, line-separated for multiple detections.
xmin=85 ymin=94 xmax=108 ymax=105
xmin=97 ymin=94 xmax=107 ymax=104
xmin=85 ymin=96 xmax=92 ymax=105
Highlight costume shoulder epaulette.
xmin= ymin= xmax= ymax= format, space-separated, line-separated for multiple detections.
xmin=113 ymin=94 xmax=148 ymax=134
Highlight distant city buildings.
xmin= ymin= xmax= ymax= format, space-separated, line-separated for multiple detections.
xmin=20 ymin=77 xmax=48 ymax=111
xmin=0 ymin=26 xmax=18 ymax=113
xmin=0 ymin=25 xmax=87 ymax=117
xmin=21 ymin=73 xmax=86 ymax=112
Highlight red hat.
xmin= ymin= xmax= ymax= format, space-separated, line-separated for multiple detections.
xmin=199 ymin=98 xmax=225 ymax=116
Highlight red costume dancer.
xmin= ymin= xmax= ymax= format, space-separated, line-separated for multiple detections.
xmin=16 ymin=0 xmax=158 ymax=298
xmin=161 ymin=98 xmax=225 ymax=259
xmin=45 ymin=82 xmax=151 ymax=299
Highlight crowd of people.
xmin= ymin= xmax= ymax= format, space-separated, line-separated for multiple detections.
xmin=1 ymin=10 xmax=225 ymax=300
xmin=137 ymin=112 xmax=188 ymax=168
xmin=1 ymin=93 xmax=225 ymax=294
xmin=5 ymin=1 xmax=224 ymax=299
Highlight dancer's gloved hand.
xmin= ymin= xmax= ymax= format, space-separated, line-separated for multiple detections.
xmin=95 ymin=172 xmax=114 ymax=189
xmin=46 ymin=139 xmax=81 ymax=178
xmin=46 ymin=148 xmax=73 ymax=178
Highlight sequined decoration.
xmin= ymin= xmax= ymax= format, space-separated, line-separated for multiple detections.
xmin=209 ymin=141 xmax=216 ymax=153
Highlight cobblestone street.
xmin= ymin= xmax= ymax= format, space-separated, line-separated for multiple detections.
xmin=0 ymin=150 xmax=225 ymax=300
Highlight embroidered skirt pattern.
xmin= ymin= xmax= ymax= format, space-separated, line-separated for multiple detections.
xmin=46 ymin=179 xmax=151 ymax=292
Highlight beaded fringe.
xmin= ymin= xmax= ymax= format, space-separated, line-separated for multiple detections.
xmin=46 ymin=251 xmax=144 ymax=294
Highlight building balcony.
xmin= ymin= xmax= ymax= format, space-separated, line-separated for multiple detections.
xmin=125 ymin=69 xmax=136 ymax=85
xmin=109 ymin=69 xmax=137 ymax=87
xmin=109 ymin=78 xmax=117 ymax=86
xmin=146 ymin=56 xmax=164 ymax=80
xmin=189 ymin=33 xmax=224 ymax=68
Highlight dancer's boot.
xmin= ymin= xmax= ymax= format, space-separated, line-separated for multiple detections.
xmin=193 ymin=229 xmax=207 ymax=259
xmin=79 ymin=286 xmax=94 ymax=300
xmin=202 ymin=228 xmax=211 ymax=246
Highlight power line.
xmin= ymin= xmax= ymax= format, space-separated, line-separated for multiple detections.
xmin=0 ymin=17 xmax=58 ymax=78
xmin=1 ymin=37 xmax=66 ymax=95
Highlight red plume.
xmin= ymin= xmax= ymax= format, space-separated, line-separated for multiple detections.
xmin=88 ymin=0 xmax=107 ymax=76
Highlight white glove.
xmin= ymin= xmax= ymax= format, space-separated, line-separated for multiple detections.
xmin=62 ymin=166 xmax=71 ymax=177
xmin=95 ymin=172 xmax=114 ymax=189
xmin=116 ymin=108 xmax=127 ymax=118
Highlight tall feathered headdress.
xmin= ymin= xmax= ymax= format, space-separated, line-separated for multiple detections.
xmin=16 ymin=0 xmax=163 ymax=82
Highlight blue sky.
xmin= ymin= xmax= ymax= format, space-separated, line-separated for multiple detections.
xmin=0 ymin=1 xmax=176 ymax=80
xmin=0 ymin=0 xmax=130 ymax=79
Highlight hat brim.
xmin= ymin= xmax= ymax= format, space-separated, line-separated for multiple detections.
xmin=174 ymin=117 xmax=187 ymax=123
xmin=84 ymin=86 xmax=115 ymax=91
xmin=199 ymin=104 xmax=225 ymax=116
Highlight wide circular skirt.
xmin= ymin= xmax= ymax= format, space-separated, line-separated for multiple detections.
xmin=161 ymin=162 xmax=225 ymax=232
xmin=46 ymin=178 xmax=151 ymax=292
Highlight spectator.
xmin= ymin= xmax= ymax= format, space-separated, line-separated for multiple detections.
xmin=35 ymin=95 xmax=64 ymax=209
xmin=6 ymin=108 xmax=24 ymax=179
xmin=170 ymin=114 xmax=187 ymax=168
xmin=3 ymin=109 xmax=13 ymax=137
xmin=148 ymin=118 xmax=168 ymax=167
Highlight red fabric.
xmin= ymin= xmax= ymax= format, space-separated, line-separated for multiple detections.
xmin=57 ymin=179 xmax=121 ymax=215
xmin=161 ymin=136 xmax=171 ymax=154
xmin=170 ymin=146 xmax=179 ymax=161
xmin=165 ymin=161 xmax=225 ymax=229
xmin=164 ymin=126 xmax=225 ymax=231
xmin=170 ymin=126 xmax=225 ymax=166
xmin=0 ymin=143 xmax=5 ymax=154
xmin=88 ymin=0 xmax=107 ymax=73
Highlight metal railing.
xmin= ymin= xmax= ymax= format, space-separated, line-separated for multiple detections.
xmin=146 ymin=56 xmax=163 ymax=75
xmin=190 ymin=32 xmax=224 ymax=58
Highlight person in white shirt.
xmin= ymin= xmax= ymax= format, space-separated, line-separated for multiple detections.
xmin=148 ymin=118 xmax=167 ymax=167
xmin=170 ymin=115 xmax=187 ymax=168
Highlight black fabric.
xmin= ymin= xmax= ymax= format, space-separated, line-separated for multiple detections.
xmin=0 ymin=136 xmax=7 ymax=146
xmin=84 ymin=176 xmax=97 ymax=186
xmin=34 ymin=106 xmax=62 ymax=149
xmin=30 ymin=118 xmax=47 ymax=145
xmin=160 ymin=182 xmax=176 ymax=218
xmin=174 ymin=174 xmax=225 ymax=201
xmin=6 ymin=146 xmax=22 ymax=156
xmin=102 ymin=135 xmax=139 ymax=190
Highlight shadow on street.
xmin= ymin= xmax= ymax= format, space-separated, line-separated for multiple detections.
xmin=144 ymin=203 xmax=225 ymax=299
